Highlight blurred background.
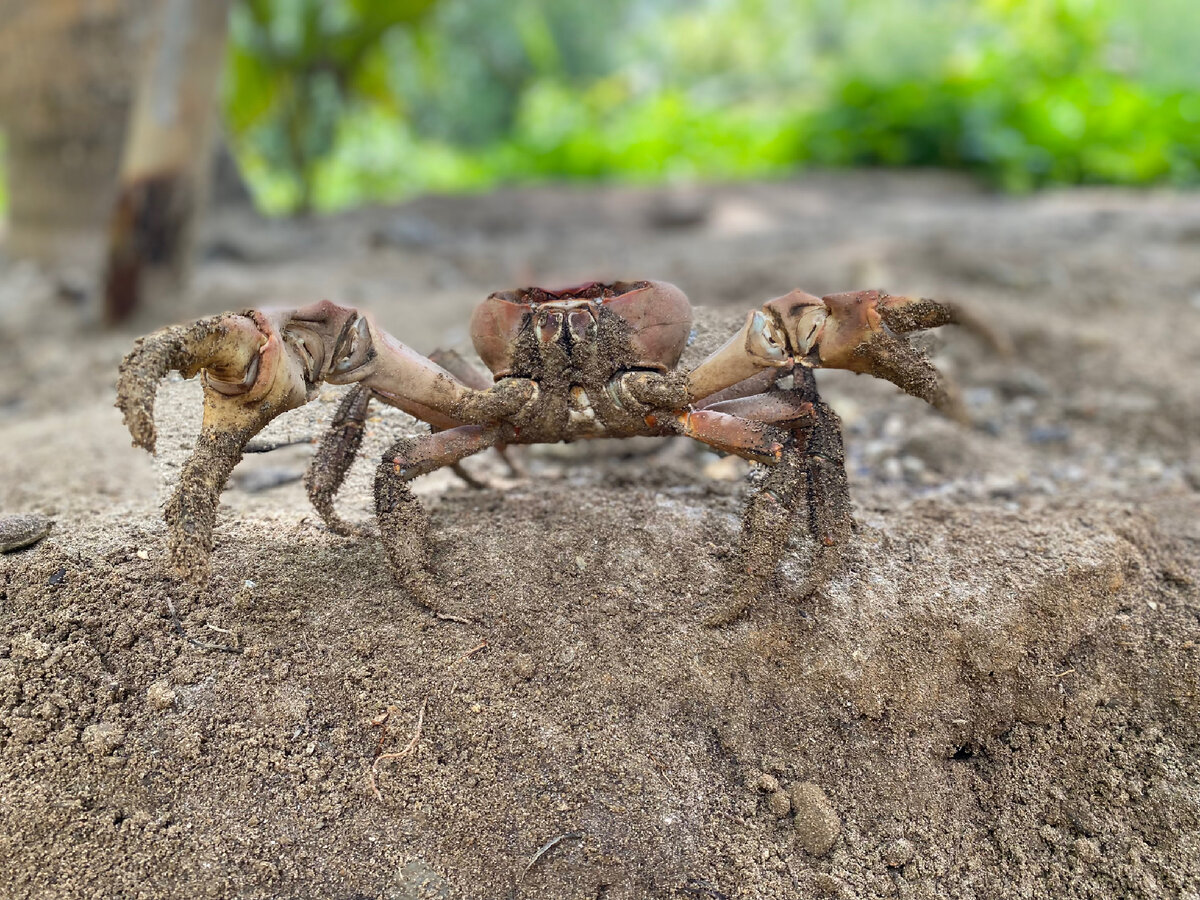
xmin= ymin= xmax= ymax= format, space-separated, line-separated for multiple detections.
xmin=0 ymin=0 xmax=1197 ymax=324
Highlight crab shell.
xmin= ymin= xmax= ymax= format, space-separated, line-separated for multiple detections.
xmin=469 ymin=280 xmax=693 ymax=379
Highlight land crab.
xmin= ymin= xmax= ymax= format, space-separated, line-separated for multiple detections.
xmin=117 ymin=280 xmax=989 ymax=623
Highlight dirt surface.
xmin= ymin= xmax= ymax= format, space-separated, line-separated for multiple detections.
xmin=1 ymin=172 xmax=1199 ymax=899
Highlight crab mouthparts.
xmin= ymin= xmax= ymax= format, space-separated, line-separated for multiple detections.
xmin=535 ymin=301 xmax=597 ymax=344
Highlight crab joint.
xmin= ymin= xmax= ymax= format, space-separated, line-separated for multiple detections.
xmin=675 ymin=410 xmax=784 ymax=463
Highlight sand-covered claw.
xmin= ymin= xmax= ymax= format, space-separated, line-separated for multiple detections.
xmin=115 ymin=308 xmax=326 ymax=582
xmin=764 ymin=289 xmax=987 ymax=422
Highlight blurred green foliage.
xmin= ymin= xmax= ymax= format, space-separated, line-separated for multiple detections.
xmin=225 ymin=0 xmax=439 ymax=212
xmin=222 ymin=0 xmax=1200 ymax=213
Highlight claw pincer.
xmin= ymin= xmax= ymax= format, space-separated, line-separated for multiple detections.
xmin=687 ymin=288 xmax=968 ymax=420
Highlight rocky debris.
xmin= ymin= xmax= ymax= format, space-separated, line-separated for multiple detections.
xmin=0 ymin=513 xmax=52 ymax=552
xmin=883 ymin=838 xmax=915 ymax=868
xmin=790 ymin=782 xmax=840 ymax=857
xmin=388 ymin=858 xmax=455 ymax=900
xmin=81 ymin=723 xmax=125 ymax=756
xmin=8 ymin=631 xmax=51 ymax=662
xmin=146 ymin=679 xmax=176 ymax=711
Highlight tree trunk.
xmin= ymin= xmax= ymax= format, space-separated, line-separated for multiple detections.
xmin=101 ymin=0 xmax=233 ymax=325
xmin=0 ymin=0 xmax=151 ymax=268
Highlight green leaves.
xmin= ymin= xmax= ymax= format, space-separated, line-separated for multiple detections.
xmin=224 ymin=0 xmax=439 ymax=213
xmin=220 ymin=0 xmax=1200 ymax=215
xmin=803 ymin=0 xmax=1200 ymax=191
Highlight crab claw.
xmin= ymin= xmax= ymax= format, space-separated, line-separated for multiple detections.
xmin=116 ymin=301 xmax=366 ymax=582
xmin=116 ymin=314 xmax=267 ymax=453
xmin=764 ymin=289 xmax=980 ymax=422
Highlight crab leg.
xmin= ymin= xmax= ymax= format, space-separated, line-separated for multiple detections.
xmin=303 ymin=384 xmax=499 ymax=538
xmin=701 ymin=371 xmax=852 ymax=626
xmin=695 ymin=367 xmax=789 ymax=408
xmin=686 ymin=308 xmax=794 ymax=405
xmin=374 ymin=425 xmax=500 ymax=610
xmin=428 ymin=348 xmax=526 ymax=480
xmin=304 ymin=384 xmax=373 ymax=535
xmin=670 ymin=390 xmax=814 ymax=462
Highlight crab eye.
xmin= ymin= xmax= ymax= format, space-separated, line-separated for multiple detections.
xmin=567 ymin=309 xmax=595 ymax=341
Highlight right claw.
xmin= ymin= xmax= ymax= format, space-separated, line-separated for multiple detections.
xmin=116 ymin=313 xmax=270 ymax=453
xmin=116 ymin=307 xmax=330 ymax=582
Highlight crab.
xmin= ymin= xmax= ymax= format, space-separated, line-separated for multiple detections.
xmin=117 ymin=280 xmax=990 ymax=623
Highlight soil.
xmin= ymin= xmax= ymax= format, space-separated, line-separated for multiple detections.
xmin=1 ymin=172 xmax=1199 ymax=899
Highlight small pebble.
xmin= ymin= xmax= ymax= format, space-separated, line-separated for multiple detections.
xmin=703 ymin=455 xmax=750 ymax=482
xmin=646 ymin=189 xmax=712 ymax=230
xmin=884 ymin=837 xmax=915 ymax=867
xmin=82 ymin=723 xmax=125 ymax=756
xmin=1185 ymin=464 xmax=1200 ymax=492
xmin=146 ymin=679 xmax=177 ymax=711
xmin=1073 ymin=836 xmax=1101 ymax=865
xmin=1028 ymin=424 xmax=1071 ymax=444
xmin=753 ymin=772 xmax=781 ymax=793
xmin=790 ymin=782 xmax=840 ymax=856
xmin=767 ymin=789 xmax=792 ymax=818
xmin=513 ymin=654 xmax=536 ymax=680
xmin=10 ymin=632 xmax=51 ymax=662
xmin=0 ymin=514 xmax=53 ymax=553
xmin=761 ymin=755 xmax=786 ymax=774
xmin=812 ymin=873 xmax=846 ymax=897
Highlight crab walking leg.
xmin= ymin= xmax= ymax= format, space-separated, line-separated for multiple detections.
xmin=350 ymin=332 xmax=477 ymax=429
xmin=427 ymin=348 xmax=494 ymax=390
xmin=165 ymin=413 xmax=271 ymax=582
xmin=373 ymin=425 xmax=499 ymax=610
xmin=427 ymin=348 xmax=525 ymax=484
xmin=676 ymin=411 xmax=786 ymax=463
xmin=305 ymin=384 xmax=373 ymax=535
xmin=670 ymin=389 xmax=814 ymax=462
xmin=790 ymin=381 xmax=853 ymax=601
xmin=702 ymin=375 xmax=852 ymax=626
xmin=695 ymin=367 xmax=790 ymax=408
xmin=303 ymin=343 xmax=537 ymax=532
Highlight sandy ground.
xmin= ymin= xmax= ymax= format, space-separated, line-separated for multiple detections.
xmin=1 ymin=172 xmax=1199 ymax=899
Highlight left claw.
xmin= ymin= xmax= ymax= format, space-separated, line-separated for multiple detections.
xmin=688 ymin=289 xmax=999 ymax=422
xmin=768 ymin=289 xmax=969 ymax=421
